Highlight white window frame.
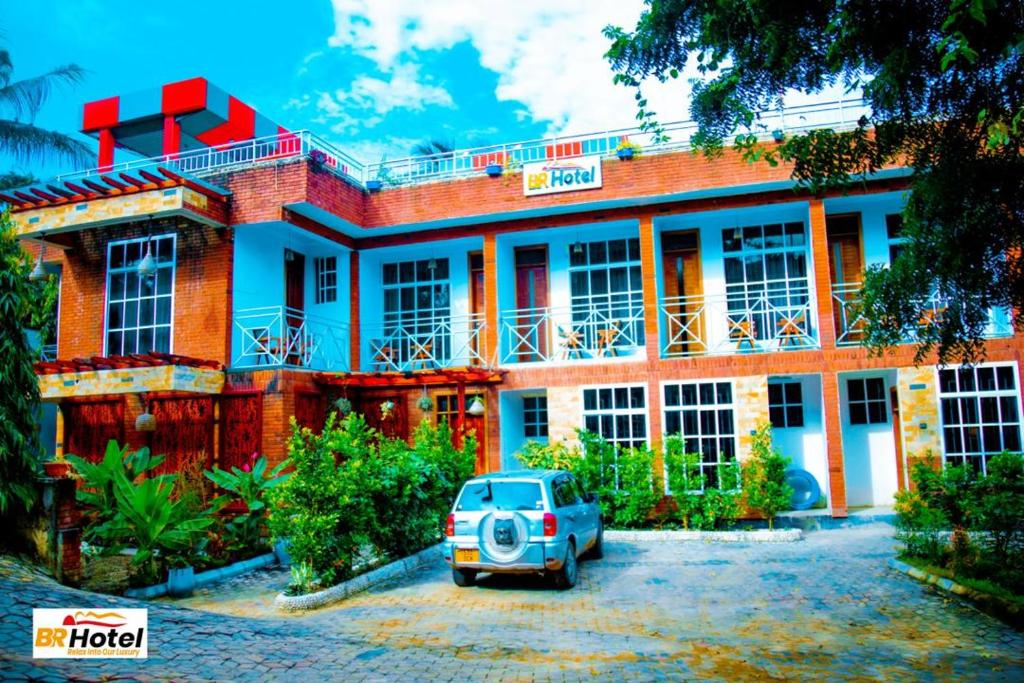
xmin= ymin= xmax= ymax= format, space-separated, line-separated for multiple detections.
xmin=721 ymin=221 xmax=812 ymax=341
xmin=661 ymin=378 xmax=740 ymax=492
xmin=382 ymin=257 xmax=451 ymax=363
xmin=104 ymin=234 xmax=176 ymax=356
xmin=885 ymin=213 xmax=907 ymax=265
xmin=768 ymin=381 xmax=804 ymax=429
xmin=314 ymin=256 xmax=338 ymax=304
xmin=523 ymin=394 xmax=548 ymax=439
xmin=936 ymin=362 xmax=1023 ymax=475
xmin=580 ymin=383 xmax=649 ymax=451
xmin=567 ymin=237 xmax=645 ymax=348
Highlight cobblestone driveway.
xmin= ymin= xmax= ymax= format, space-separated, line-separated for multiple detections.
xmin=2 ymin=524 xmax=1022 ymax=681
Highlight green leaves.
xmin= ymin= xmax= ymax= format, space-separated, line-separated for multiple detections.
xmin=741 ymin=424 xmax=793 ymax=530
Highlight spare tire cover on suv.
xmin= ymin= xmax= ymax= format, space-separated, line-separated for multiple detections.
xmin=480 ymin=512 xmax=530 ymax=562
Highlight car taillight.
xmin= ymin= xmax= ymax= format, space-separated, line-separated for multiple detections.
xmin=543 ymin=512 xmax=557 ymax=537
xmin=445 ymin=513 xmax=455 ymax=537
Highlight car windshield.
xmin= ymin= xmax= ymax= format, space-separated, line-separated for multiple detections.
xmin=456 ymin=480 xmax=544 ymax=512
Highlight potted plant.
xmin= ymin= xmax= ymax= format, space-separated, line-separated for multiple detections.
xmin=485 ymin=162 xmax=503 ymax=177
xmin=616 ymin=140 xmax=642 ymax=160
xmin=166 ymin=555 xmax=196 ymax=598
xmin=366 ymin=178 xmax=383 ymax=192
xmin=308 ymin=149 xmax=328 ymax=172
xmin=772 ymin=129 xmax=786 ymax=143
xmin=417 ymin=394 xmax=433 ymax=412
xmin=334 ymin=396 xmax=352 ymax=415
xmin=43 ymin=454 xmax=72 ymax=478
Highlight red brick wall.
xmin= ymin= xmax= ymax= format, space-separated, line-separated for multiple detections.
xmin=54 ymin=219 xmax=232 ymax=364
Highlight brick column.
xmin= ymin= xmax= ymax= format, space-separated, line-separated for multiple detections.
xmin=483 ymin=233 xmax=499 ymax=364
xmin=822 ymin=372 xmax=848 ymax=517
xmin=43 ymin=476 xmax=82 ymax=586
xmin=638 ymin=214 xmax=661 ymax=362
xmin=349 ymin=250 xmax=360 ymax=371
xmin=808 ymin=198 xmax=837 ymax=349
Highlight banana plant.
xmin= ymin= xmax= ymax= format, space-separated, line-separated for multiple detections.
xmin=66 ymin=440 xmax=165 ymax=543
xmin=204 ymin=454 xmax=290 ymax=555
xmin=102 ymin=469 xmax=214 ymax=584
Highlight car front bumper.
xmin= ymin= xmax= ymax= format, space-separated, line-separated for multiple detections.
xmin=443 ymin=539 xmax=570 ymax=573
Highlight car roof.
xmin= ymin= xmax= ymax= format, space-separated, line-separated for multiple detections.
xmin=465 ymin=469 xmax=566 ymax=483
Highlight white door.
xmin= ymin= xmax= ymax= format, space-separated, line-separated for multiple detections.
xmin=840 ymin=375 xmax=899 ymax=507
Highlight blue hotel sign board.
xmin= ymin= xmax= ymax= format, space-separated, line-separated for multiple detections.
xmin=524 ymin=155 xmax=603 ymax=196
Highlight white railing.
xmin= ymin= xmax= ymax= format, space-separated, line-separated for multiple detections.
xmin=363 ymin=313 xmax=486 ymax=372
xmin=51 ymin=98 xmax=868 ymax=190
xmin=498 ymin=303 xmax=645 ymax=364
xmin=660 ymin=288 xmax=818 ymax=357
xmin=39 ymin=343 xmax=58 ymax=362
xmin=832 ymin=282 xmax=1013 ymax=345
xmin=56 ymin=130 xmax=366 ymax=185
xmin=232 ymin=306 xmax=349 ymax=371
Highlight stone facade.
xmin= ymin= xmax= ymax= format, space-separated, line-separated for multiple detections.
xmin=897 ymin=366 xmax=942 ymax=473
xmin=734 ymin=374 xmax=770 ymax=461
xmin=546 ymin=386 xmax=583 ymax=448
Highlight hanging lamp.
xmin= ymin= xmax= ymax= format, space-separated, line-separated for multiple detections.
xmin=467 ymin=396 xmax=485 ymax=416
xmin=29 ymin=239 xmax=47 ymax=282
xmin=138 ymin=216 xmax=157 ymax=276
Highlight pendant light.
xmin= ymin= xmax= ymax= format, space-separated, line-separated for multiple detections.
xmin=135 ymin=396 xmax=157 ymax=432
xmin=138 ymin=216 xmax=157 ymax=276
xmin=29 ymin=237 xmax=47 ymax=282
xmin=466 ymin=395 xmax=485 ymax=416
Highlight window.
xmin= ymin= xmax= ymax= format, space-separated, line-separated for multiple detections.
xmin=523 ymin=395 xmax=548 ymax=438
xmin=314 ymin=256 xmax=337 ymax=304
xmin=663 ymin=381 xmax=737 ymax=488
xmin=435 ymin=393 xmax=481 ymax=425
xmin=456 ymin=481 xmax=543 ymax=512
xmin=382 ymin=258 xmax=450 ymax=363
xmin=769 ymin=382 xmax=804 ymax=428
xmin=886 ymin=214 xmax=906 ymax=264
xmin=105 ymin=235 xmax=175 ymax=356
xmin=939 ymin=364 xmax=1022 ymax=474
xmin=552 ymin=475 xmax=581 ymax=508
xmin=847 ymin=377 xmax=888 ymax=425
xmin=581 ymin=385 xmax=647 ymax=451
xmin=722 ymin=222 xmax=810 ymax=341
xmin=568 ymin=238 xmax=645 ymax=349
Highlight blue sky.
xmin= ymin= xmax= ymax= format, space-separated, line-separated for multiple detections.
xmin=2 ymin=0 xmax=845 ymax=180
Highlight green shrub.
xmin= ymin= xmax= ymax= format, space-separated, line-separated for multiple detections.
xmin=269 ymin=412 xmax=478 ymax=592
xmin=205 ymin=453 xmax=290 ymax=558
xmin=606 ymin=446 xmax=659 ymax=529
xmin=742 ymin=423 xmax=793 ymax=529
xmin=663 ymin=436 xmax=704 ymax=530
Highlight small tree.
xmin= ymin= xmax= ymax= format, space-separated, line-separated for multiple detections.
xmin=742 ymin=424 xmax=793 ymax=530
xmin=0 ymin=208 xmax=41 ymax=517
xmin=664 ymin=435 xmax=704 ymax=530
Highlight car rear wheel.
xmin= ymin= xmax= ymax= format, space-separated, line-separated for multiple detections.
xmin=588 ymin=520 xmax=604 ymax=560
xmin=452 ymin=568 xmax=477 ymax=587
xmin=553 ymin=541 xmax=577 ymax=590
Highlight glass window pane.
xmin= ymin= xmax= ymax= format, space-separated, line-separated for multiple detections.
xmin=848 ymin=379 xmax=865 ymax=401
xmin=977 ymin=367 xmax=996 ymax=391
xmin=699 ymin=383 xmax=715 ymax=405
xmin=850 ymin=403 xmax=867 ymax=425
xmin=681 ymin=385 xmax=697 ymax=406
xmin=770 ymin=405 xmax=785 ymax=426
xmin=768 ymin=384 xmax=783 ymax=405
xmin=939 ymin=370 xmax=957 ymax=393
xmin=630 ymin=387 xmax=644 ymax=408
xmin=589 ymin=241 xmax=607 ymax=265
xmin=718 ymin=410 xmax=734 ymax=435
xmin=665 ymin=411 xmax=681 ymax=435
xmin=785 ymin=382 xmax=802 ymax=403
xmin=997 ymin=366 xmax=1016 ymax=390
xmin=716 ymin=382 xmax=732 ymax=404
xmin=608 ymin=240 xmax=627 ymax=263
xmin=786 ymin=406 xmax=804 ymax=427
xmin=664 ymin=385 xmax=680 ymax=407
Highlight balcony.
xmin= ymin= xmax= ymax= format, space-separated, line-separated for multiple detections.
xmin=832 ymin=282 xmax=1013 ymax=345
xmin=659 ymin=288 xmax=818 ymax=357
xmin=498 ymin=304 xmax=645 ymax=364
xmin=232 ymin=306 xmax=349 ymax=371
xmin=364 ymin=313 xmax=486 ymax=372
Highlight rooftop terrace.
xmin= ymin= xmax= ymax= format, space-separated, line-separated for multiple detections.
xmin=52 ymin=98 xmax=870 ymax=192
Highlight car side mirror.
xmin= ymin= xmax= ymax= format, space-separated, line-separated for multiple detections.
xmin=583 ymin=492 xmax=597 ymax=504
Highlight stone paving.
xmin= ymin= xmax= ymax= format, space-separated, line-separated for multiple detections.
xmin=2 ymin=523 xmax=1022 ymax=681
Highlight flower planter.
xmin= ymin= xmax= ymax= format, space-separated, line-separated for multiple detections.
xmin=616 ymin=148 xmax=635 ymax=160
xmin=772 ymin=129 xmax=786 ymax=143
xmin=167 ymin=566 xmax=196 ymax=598
xmin=43 ymin=461 xmax=72 ymax=478
xmin=366 ymin=179 xmax=383 ymax=192
xmin=485 ymin=163 xmax=503 ymax=177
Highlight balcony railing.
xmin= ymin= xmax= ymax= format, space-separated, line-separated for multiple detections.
xmin=364 ymin=313 xmax=486 ymax=372
xmin=51 ymin=98 xmax=868 ymax=190
xmin=660 ymin=288 xmax=818 ymax=357
xmin=832 ymin=282 xmax=1013 ymax=345
xmin=498 ymin=303 xmax=645 ymax=364
xmin=232 ymin=306 xmax=349 ymax=371
xmin=40 ymin=343 xmax=58 ymax=362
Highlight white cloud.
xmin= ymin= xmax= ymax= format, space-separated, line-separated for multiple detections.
xmin=326 ymin=0 xmax=696 ymax=135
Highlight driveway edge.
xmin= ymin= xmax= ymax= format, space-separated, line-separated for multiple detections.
xmin=604 ymin=528 xmax=803 ymax=542
xmin=888 ymin=558 xmax=1023 ymax=630
xmin=275 ymin=543 xmax=442 ymax=611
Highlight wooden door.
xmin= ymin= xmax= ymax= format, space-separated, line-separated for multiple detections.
xmin=826 ymin=214 xmax=864 ymax=341
xmin=436 ymin=393 xmax=487 ymax=474
xmin=469 ymin=252 xmax=485 ymax=364
xmin=284 ymin=249 xmax=305 ymax=363
xmin=150 ymin=397 xmax=215 ymax=475
xmin=514 ymin=247 xmax=548 ymax=361
xmin=661 ymin=231 xmax=702 ymax=355
xmin=220 ymin=392 xmax=263 ymax=471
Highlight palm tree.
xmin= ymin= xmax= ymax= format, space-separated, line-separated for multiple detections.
xmin=0 ymin=46 xmax=92 ymax=168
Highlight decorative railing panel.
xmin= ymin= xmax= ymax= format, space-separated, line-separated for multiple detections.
xmin=659 ymin=288 xmax=818 ymax=357
xmin=498 ymin=303 xmax=645 ymax=364
xmin=232 ymin=306 xmax=349 ymax=371
xmin=363 ymin=313 xmax=486 ymax=372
